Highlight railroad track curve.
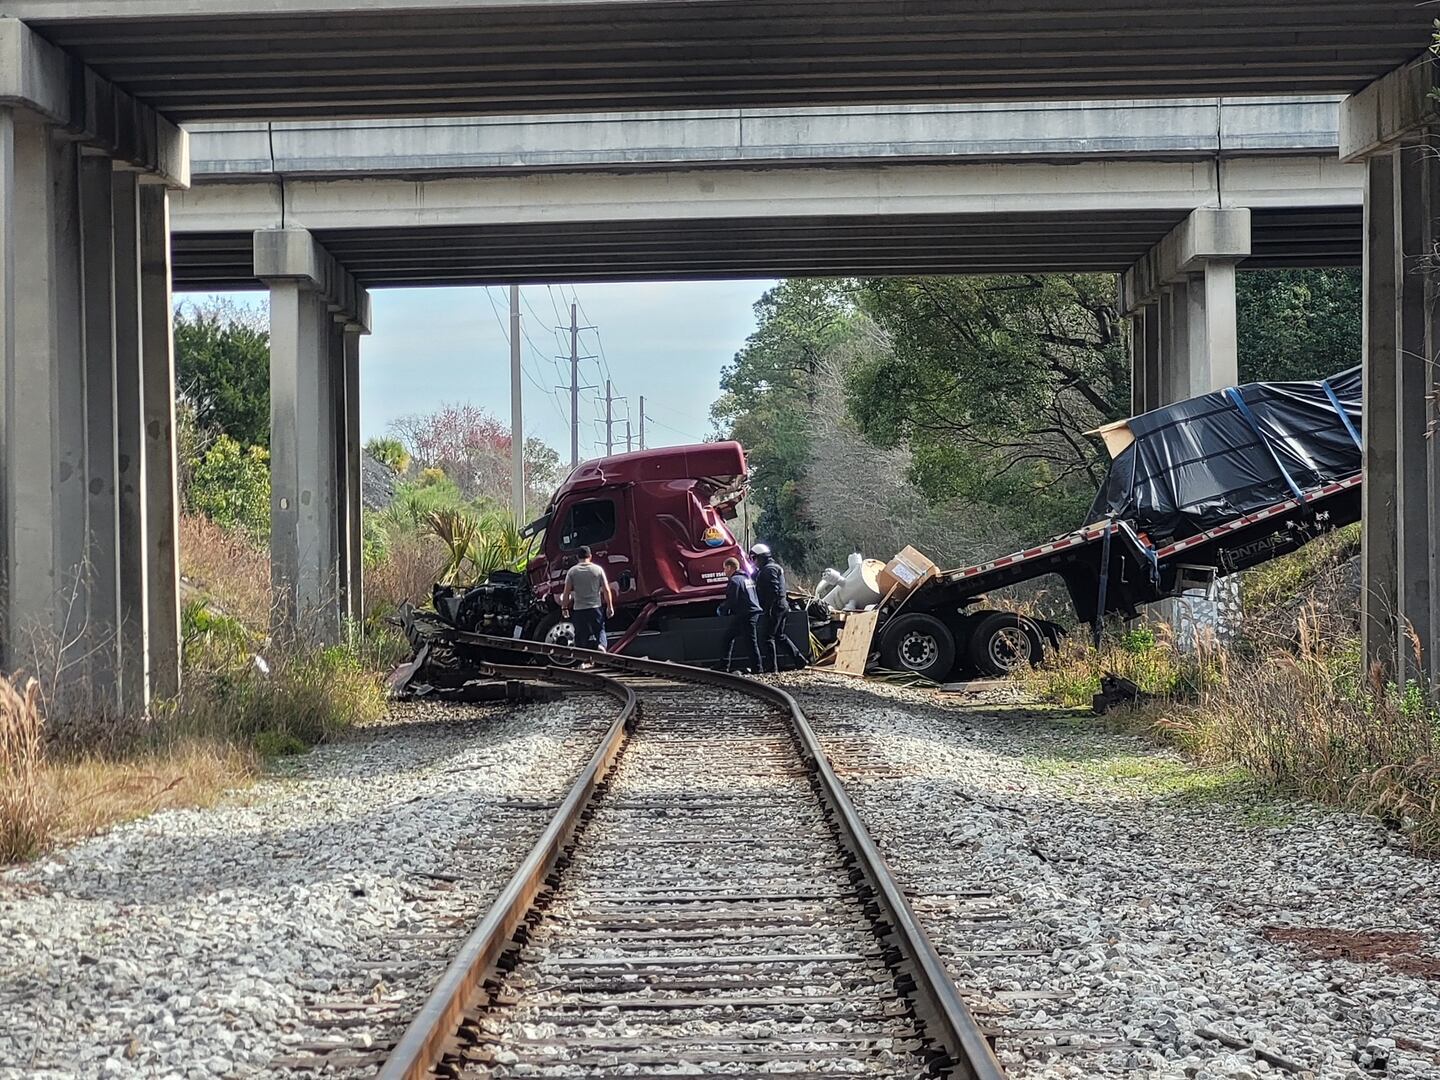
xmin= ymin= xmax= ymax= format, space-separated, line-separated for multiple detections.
xmin=377 ymin=638 xmax=1005 ymax=1080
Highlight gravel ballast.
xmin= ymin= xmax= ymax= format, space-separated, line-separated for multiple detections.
xmin=0 ymin=695 xmax=616 ymax=1079
xmin=782 ymin=671 xmax=1440 ymax=1080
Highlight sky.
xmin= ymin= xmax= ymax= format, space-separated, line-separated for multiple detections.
xmin=194 ymin=280 xmax=775 ymax=458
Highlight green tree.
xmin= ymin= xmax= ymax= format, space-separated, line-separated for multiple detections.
xmin=189 ymin=436 xmax=271 ymax=539
xmin=847 ymin=274 xmax=1129 ymax=538
xmin=1236 ymin=268 xmax=1362 ymax=384
xmin=365 ymin=436 xmax=411 ymax=474
xmin=710 ymin=281 xmax=863 ymax=564
xmin=175 ymin=299 xmax=271 ymax=448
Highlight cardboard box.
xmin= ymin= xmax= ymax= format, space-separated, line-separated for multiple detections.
xmin=878 ymin=545 xmax=938 ymax=598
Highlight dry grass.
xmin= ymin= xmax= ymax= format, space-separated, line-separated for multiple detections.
xmin=364 ymin=529 xmax=445 ymax=625
xmin=0 ymin=675 xmax=55 ymax=863
xmin=179 ymin=512 xmax=272 ymax=629
xmin=40 ymin=741 xmax=255 ymax=843
xmin=1 ymin=670 xmax=258 ymax=864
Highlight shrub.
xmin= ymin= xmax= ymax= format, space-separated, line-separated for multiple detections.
xmin=1029 ymin=612 xmax=1440 ymax=854
xmin=365 ymin=530 xmax=447 ymax=626
xmin=170 ymin=643 xmax=386 ymax=756
xmin=182 ymin=599 xmax=258 ymax=671
xmin=190 ymin=436 xmax=271 ymax=540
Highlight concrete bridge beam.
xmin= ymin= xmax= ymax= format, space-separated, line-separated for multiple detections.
xmin=1342 ymin=54 xmax=1440 ymax=685
xmin=0 ymin=17 xmax=187 ymax=715
xmin=255 ymin=228 xmax=369 ymax=643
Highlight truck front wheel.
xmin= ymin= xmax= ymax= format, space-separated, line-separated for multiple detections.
xmin=967 ymin=612 xmax=1042 ymax=676
xmin=878 ymin=613 xmax=957 ymax=682
xmin=532 ymin=610 xmax=580 ymax=666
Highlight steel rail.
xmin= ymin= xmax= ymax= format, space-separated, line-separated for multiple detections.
xmin=377 ymin=662 xmax=636 ymax=1080
xmin=381 ymin=634 xmax=1008 ymax=1080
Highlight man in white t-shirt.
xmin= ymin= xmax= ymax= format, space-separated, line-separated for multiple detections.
xmin=561 ymin=546 xmax=615 ymax=652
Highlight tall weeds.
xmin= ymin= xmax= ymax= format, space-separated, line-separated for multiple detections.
xmin=1030 ymin=608 xmax=1440 ymax=852
xmin=0 ymin=675 xmax=55 ymax=863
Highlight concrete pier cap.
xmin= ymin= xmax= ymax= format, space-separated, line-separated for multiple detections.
xmin=1339 ymin=52 xmax=1439 ymax=163
xmin=254 ymin=227 xmax=370 ymax=332
xmin=1119 ymin=207 xmax=1251 ymax=315
xmin=0 ymin=17 xmax=188 ymax=186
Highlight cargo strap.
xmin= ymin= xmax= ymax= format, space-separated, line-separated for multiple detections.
xmin=1224 ymin=387 xmax=1306 ymax=501
xmin=1321 ymin=378 xmax=1363 ymax=450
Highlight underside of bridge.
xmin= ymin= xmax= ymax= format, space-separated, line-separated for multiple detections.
xmin=170 ymin=207 xmax=1363 ymax=291
xmin=8 ymin=0 xmax=1432 ymax=121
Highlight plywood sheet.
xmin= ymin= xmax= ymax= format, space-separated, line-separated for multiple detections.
xmin=832 ymin=609 xmax=881 ymax=676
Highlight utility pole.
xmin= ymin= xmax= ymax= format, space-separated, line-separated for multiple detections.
xmin=604 ymin=379 xmax=615 ymax=456
xmin=569 ymin=304 xmax=580 ymax=468
xmin=509 ymin=285 xmax=524 ymax=519
xmin=556 ymin=302 xmax=596 ymax=468
xmin=639 ymin=396 xmax=647 ymax=450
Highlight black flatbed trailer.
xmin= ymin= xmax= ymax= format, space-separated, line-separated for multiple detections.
xmin=864 ymin=473 xmax=1361 ymax=681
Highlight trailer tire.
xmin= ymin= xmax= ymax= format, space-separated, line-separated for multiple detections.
xmin=878 ymin=613 xmax=957 ymax=682
xmin=967 ymin=612 xmax=1042 ymax=676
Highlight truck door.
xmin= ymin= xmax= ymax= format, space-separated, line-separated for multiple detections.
xmin=551 ymin=491 xmax=636 ymax=600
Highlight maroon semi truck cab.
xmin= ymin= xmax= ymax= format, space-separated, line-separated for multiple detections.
xmin=518 ymin=442 xmax=753 ymax=656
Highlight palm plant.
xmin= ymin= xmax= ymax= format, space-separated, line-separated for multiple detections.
xmin=427 ymin=508 xmax=533 ymax=585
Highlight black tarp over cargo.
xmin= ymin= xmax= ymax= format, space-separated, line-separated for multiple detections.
xmin=1087 ymin=368 xmax=1362 ymax=544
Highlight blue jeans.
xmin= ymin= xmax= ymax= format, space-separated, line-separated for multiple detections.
xmin=572 ymin=607 xmax=607 ymax=651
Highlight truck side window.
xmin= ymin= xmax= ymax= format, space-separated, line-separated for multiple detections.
xmin=560 ymin=499 xmax=616 ymax=550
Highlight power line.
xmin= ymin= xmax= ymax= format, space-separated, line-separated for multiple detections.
xmin=483 ymin=287 xmax=569 ymax=429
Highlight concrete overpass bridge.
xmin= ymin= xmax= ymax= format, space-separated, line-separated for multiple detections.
xmin=168 ymin=98 xmax=1362 ymax=433
xmin=0 ymin=1 xmax=1435 ymax=715
xmin=170 ymin=97 xmax=1362 ymax=287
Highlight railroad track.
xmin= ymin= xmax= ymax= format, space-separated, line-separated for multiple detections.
xmin=373 ymin=638 xmax=1005 ymax=1080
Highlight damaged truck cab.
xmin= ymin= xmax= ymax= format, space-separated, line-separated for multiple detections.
xmin=436 ymin=442 xmax=757 ymax=662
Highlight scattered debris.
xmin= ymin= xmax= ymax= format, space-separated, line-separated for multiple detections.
xmin=1091 ymin=671 xmax=1150 ymax=715
xmin=1263 ymin=926 xmax=1440 ymax=980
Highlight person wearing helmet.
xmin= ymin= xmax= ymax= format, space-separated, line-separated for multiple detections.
xmin=719 ymin=556 xmax=763 ymax=673
xmin=751 ymin=543 xmax=809 ymax=672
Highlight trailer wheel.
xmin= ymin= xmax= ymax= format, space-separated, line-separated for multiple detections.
xmin=532 ymin=610 xmax=580 ymax=666
xmin=967 ymin=612 xmax=1041 ymax=676
xmin=878 ymin=613 xmax=957 ymax=682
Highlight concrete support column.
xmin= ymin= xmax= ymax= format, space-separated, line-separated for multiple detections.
xmin=341 ymin=325 xmax=364 ymax=626
xmin=1360 ymin=153 xmax=1401 ymax=678
xmin=1142 ymin=298 xmax=1162 ymax=412
xmin=1128 ymin=305 xmax=1150 ymax=416
xmin=1121 ymin=207 xmax=1250 ymax=408
xmin=0 ymin=18 xmax=188 ymax=713
xmin=3 ymin=117 xmax=90 ymax=680
xmin=0 ymin=108 xmax=13 ymax=666
xmin=269 ymin=279 xmax=337 ymax=641
xmin=1427 ymin=136 xmax=1440 ymax=691
xmin=139 ymin=183 xmax=181 ymax=699
xmin=1198 ymin=259 xmax=1240 ymax=392
xmin=112 ymin=170 xmax=149 ymax=715
xmin=1394 ymin=139 xmax=1433 ymax=681
xmin=257 ymin=228 xmax=369 ymax=644
xmin=1162 ymin=280 xmax=1190 ymax=406
xmin=79 ymin=152 xmax=121 ymax=700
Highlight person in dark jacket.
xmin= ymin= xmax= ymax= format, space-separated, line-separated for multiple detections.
xmin=719 ymin=556 xmax=763 ymax=673
xmin=751 ymin=543 xmax=809 ymax=672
